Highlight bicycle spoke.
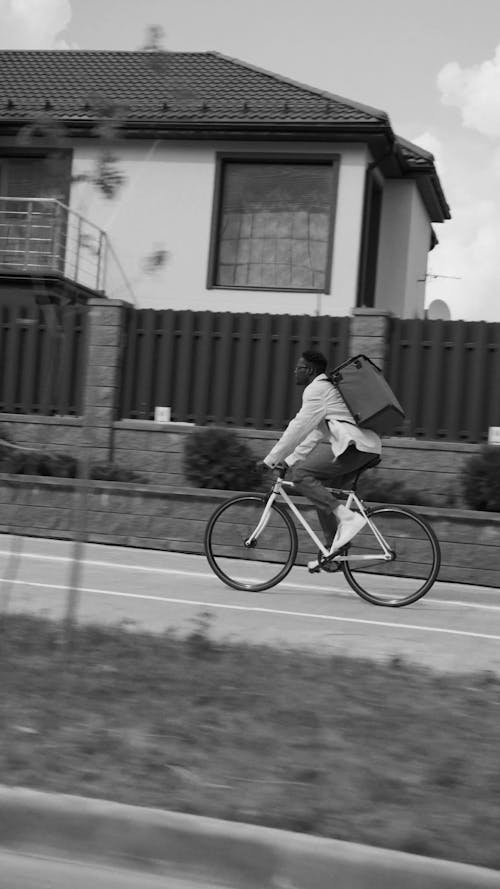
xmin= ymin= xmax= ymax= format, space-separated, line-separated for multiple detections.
xmin=205 ymin=496 xmax=298 ymax=591
xmin=343 ymin=507 xmax=440 ymax=606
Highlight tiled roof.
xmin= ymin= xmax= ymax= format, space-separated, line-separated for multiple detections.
xmin=397 ymin=136 xmax=435 ymax=168
xmin=0 ymin=50 xmax=450 ymax=220
xmin=396 ymin=136 xmax=450 ymax=220
xmin=0 ymin=50 xmax=389 ymax=126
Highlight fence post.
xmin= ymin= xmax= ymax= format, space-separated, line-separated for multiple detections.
xmin=82 ymin=297 xmax=128 ymax=464
xmin=350 ymin=308 xmax=393 ymax=372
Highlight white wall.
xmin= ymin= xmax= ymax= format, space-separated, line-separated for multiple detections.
xmin=405 ymin=185 xmax=431 ymax=317
xmin=374 ymin=180 xmax=430 ymax=318
xmin=69 ymin=140 xmax=368 ymax=316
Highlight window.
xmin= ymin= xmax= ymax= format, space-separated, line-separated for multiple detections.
xmin=209 ymin=157 xmax=338 ymax=291
xmin=0 ymin=153 xmax=71 ymax=274
xmin=357 ymin=169 xmax=383 ymax=308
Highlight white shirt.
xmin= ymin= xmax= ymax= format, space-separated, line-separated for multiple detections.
xmin=264 ymin=373 xmax=382 ymax=468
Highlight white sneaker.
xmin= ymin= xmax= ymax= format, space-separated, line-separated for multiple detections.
xmin=331 ymin=510 xmax=367 ymax=551
xmin=307 ymin=559 xmax=321 ymax=573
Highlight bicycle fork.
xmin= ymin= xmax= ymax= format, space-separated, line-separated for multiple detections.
xmin=243 ymin=491 xmax=278 ymax=547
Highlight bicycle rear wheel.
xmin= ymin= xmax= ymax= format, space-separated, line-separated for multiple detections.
xmin=342 ymin=506 xmax=440 ymax=606
xmin=204 ymin=495 xmax=298 ymax=592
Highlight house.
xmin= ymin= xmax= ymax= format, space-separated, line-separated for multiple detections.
xmin=0 ymin=50 xmax=450 ymax=317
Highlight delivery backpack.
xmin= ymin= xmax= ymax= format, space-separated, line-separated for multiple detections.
xmin=328 ymin=354 xmax=405 ymax=436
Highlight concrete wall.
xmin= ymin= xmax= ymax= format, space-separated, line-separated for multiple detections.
xmin=0 ymin=414 xmax=481 ymax=511
xmin=0 ymin=475 xmax=498 ymax=588
xmin=70 ymin=140 xmax=370 ymax=317
xmin=109 ymin=422 xmax=478 ymax=510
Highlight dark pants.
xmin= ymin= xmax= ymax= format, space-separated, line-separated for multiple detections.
xmin=288 ymin=443 xmax=373 ymax=546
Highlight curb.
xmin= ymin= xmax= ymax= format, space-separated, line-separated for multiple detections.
xmin=1 ymin=786 xmax=500 ymax=888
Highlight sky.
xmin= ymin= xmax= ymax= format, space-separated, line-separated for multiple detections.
xmin=2 ymin=0 xmax=500 ymax=321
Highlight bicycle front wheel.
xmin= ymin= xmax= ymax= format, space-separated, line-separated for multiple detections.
xmin=343 ymin=506 xmax=440 ymax=607
xmin=204 ymin=495 xmax=298 ymax=592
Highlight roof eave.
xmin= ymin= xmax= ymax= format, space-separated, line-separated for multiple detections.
xmin=413 ymin=172 xmax=451 ymax=223
xmin=0 ymin=116 xmax=393 ymax=142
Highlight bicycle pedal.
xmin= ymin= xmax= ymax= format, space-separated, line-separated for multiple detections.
xmin=321 ymin=559 xmax=340 ymax=573
xmin=307 ymin=560 xmax=321 ymax=574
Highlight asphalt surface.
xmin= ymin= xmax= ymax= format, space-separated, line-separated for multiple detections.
xmin=1 ymin=533 xmax=499 ymax=674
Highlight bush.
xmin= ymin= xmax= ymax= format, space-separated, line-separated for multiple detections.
xmin=461 ymin=446 xmax=500 ymax=512
xmin=358 ymin=475 xmax=436 ymax=507
xmin=183 ymin=427 xmax=265 ymax=491
xmin=0 ymin=440 xmax=145 ymax=484
xmin=0 ymin=447 xmax=78 ymax=478
xmin=89 ymin=463 xmax=147 ymax=484
xmin=45 ymin=453 xmax=78 ymax=478
xmin=0 ymin=444 xmax=48 ymax=475
xmin=0 ymin=448 xmax=27 ymax=474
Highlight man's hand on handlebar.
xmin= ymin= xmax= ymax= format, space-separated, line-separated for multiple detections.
xmin=274 ymin=462 xmax=288 ymax=477
xmin=256 ymin=460 xmax=287 ymax=477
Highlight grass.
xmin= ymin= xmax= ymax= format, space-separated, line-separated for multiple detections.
xmin=1 ymin=613 xmax=500 ymax=870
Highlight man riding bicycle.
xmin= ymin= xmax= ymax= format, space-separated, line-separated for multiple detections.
xmin=260 ymin=350 xmax=381 ymax=568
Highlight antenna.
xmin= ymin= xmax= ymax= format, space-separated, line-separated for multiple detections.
xmin=418 ymin=272 xmax=461 ymax=282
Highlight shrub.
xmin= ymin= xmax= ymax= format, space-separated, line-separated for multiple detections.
xmin=358 ymin=475 xmax=436 ymax=507
xmin=0 ymin=447 xmax=78 ymax=478
xmin=0 ymin=445 xmax=46 ymax=475
xmin=183 ymin=427 xmax=265 ymax=491
xmin=0 ymin=439 xmax=145 ymax=484
xmin=0 ymin=448 xmax=27 ymax=474
xmin=89 ymin=463 xmax=147 ymax=484
xmin=461 ymin=446 xmax=500 ymax=512
xmin=45 ymin=454 xmax=78 ymax=478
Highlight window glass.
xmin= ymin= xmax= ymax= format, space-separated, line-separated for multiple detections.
xmin=213 ymin=161 xmax=336 ymax=291
xmin=0 ymin=154 xmax=71 ymax=273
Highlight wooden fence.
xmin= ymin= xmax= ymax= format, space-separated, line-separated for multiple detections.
xmin=387 ymin=318 xmax=500 ymax=441
xmin=2 ymin=295 xmax=500 ymax=444
xmin=0 ymin=302 xmax=84 ymax=415
xmin=119 ymin=310 xmax=351 ymax=428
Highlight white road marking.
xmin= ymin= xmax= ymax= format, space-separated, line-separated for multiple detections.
xmin=0 ymin=548 xmax=499 ymax=608
xmin=3 ymin=577 xmax=500 ymax=642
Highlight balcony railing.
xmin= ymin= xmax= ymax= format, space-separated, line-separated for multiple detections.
xmin=0 ymin=196 xmax=135 ymax=302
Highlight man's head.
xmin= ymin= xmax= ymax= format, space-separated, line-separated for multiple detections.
xmin=294 ymin=350 xmax=327 ymax=386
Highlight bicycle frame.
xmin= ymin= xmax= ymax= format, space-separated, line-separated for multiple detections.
xmin=245 ymin=476 xmax=394 ymax=564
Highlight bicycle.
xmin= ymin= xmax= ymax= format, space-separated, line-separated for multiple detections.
xmin=204 ymin=459 xmax=441 ymax=607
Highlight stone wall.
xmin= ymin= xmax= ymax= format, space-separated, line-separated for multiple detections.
xmin=109 ymin=421 xmax=479 ymax=509
xmin=0 ymin=415 xmax=479 ymax=509
xmin=0 ymin=475 xmax=498 ymax=588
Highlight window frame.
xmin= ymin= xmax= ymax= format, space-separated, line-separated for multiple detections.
xmin=207 ymin=152 xmax=340 ymax=294
xmin=0 ymin=149 xmax=73 ymax=276
xmin=0 ymin=148 xmax=72 ymax=204
xmin=356 ymin=166 xmax=383 ymax=309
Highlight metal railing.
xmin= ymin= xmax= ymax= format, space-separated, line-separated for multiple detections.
xmin=0 ymin=197 xmax=135 ymax=302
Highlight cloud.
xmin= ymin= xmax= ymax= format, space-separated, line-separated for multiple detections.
xmin=410 ymin=126 xmax=500 ymax=321
xmin=438 ymin=45 xmax=500 ymax=138
xmin=421 ymin=139 xmax=500 ymax=321
xmin=410 ymin=130 xmax=447 ymax=180
xmin=0 ymin=0 xmax=72 ymax=49
xmin=417 ymin=46 xmax=500 ymax=321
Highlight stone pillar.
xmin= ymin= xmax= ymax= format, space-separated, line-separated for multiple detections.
xmin=350 ymin=308 xmax=393 ymax=371
xmin=82 ymin=297 xmax=128 ymax=463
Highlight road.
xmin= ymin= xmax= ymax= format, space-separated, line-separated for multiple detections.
xmin=0 ymin=849 xmax=228 ymax=889
xmin=1 ymin=533 xmax=500 ymax=674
